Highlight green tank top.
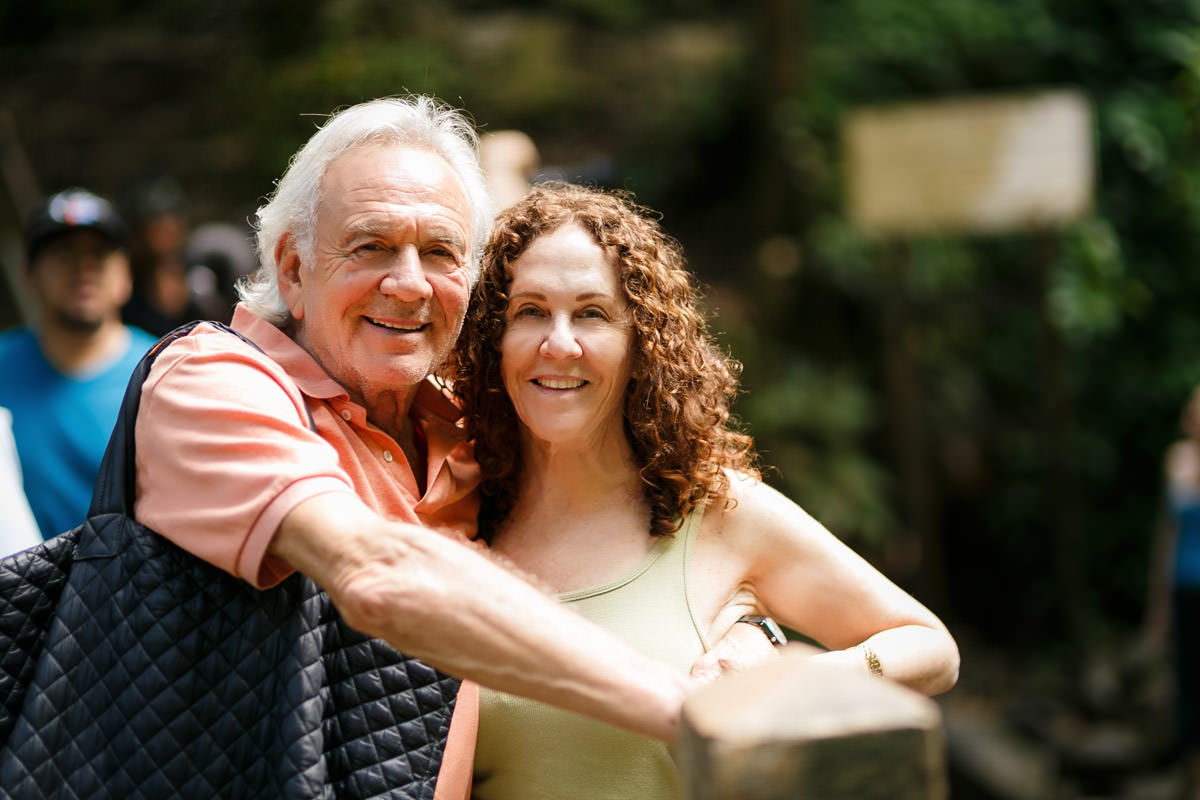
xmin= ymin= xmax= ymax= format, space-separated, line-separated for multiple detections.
xmin=472 ymin=506 xmax=710 ymax=800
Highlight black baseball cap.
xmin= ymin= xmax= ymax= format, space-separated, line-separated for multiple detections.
xmin=24 ymin=187 xmax=129 ymax=262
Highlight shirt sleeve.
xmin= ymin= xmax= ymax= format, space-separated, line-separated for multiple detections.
xmin=134 ymin=330 xmax=358 ymax=588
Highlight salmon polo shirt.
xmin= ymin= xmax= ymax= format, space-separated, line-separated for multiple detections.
xmin=133 ymin=303 xmax=481 ymax=588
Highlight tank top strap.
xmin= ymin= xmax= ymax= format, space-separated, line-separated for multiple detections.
xmin=679 ymin=503 xmax=711 ymax=650
xmin=556 ymin=534 xmax=673 ymax=602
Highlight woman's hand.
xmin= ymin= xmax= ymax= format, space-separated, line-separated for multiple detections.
xmin=688 ymin=617 xmax=781 ymax=684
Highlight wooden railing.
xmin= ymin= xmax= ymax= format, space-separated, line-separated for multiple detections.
xmin=678 ymin=647 xmax=946 ymax=800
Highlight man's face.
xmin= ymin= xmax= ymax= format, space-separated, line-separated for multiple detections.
xmin=280 ymin=143 xmax=474 ymax=408
xmin=27 ymin=228 xmax=132 ymax=332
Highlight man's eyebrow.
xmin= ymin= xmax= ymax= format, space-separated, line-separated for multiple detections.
xmin=426 ymin=228 xmax=468 ymax=250
xmin=339 ymin=222 xmax=467 ymax=251
xmin=340 ymin=221 xmax=389 ymax=242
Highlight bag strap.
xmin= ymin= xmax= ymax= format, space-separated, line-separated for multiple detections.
xmin=87 ymin=320 xmax=271 ymax=518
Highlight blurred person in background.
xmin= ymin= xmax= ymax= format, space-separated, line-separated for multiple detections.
xmin=1147 ymin=384 xmax=1200 ymax=799
xmin=450 ymin=182 xmax=960 ymax=799
xmin=0 ymin=187 xmax=157 ymax=539
xmin=120 ymin=173 xmax=208 ymax=336
xmin=183 ymin=220 xmax=258 ymax=323
xmin=479 ymin=130 xmax=540 ymax=211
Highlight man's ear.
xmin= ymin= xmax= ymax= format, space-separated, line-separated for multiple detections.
xmin=276 ymin=232 xmax=305 ymax=320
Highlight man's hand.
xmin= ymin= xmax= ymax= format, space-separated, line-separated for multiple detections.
xmin=689 ymin=616 xmax=782 ymax=684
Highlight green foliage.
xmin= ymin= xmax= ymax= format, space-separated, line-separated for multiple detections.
xmin=758 ymin=0 xmax=1200 ymax=643
xmin=1047 ymin=218 xmax=1149 ymax=344
xmin=742 ymin=360 xmax=895 ymax=551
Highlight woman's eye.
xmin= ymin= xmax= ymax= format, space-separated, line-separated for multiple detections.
xmin=579 ymin=308 xmax=607 ymax=320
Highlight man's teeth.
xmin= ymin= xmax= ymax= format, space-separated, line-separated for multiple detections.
xmin=535 ymin=378 xmax=586 ymax=389
xmin=370 ymin=318 xmax=423 ymax=331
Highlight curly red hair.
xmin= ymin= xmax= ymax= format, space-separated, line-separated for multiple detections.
xmin=447 ymin=182 xmax=758 ymax=539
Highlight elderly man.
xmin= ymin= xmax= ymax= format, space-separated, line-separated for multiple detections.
xmin=125 ymin=96 xmax=775 ymax=796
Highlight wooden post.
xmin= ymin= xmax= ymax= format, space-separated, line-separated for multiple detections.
xmin=678 ymin=647 xmax=946 ymax=800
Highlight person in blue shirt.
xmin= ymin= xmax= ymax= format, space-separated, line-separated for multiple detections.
xmin=0 ymin=187 xmax=157 ymax=539
xmin=1148 ymin=384 xmax=1200 ymax=799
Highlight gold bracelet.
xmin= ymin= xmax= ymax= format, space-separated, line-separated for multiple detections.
xmin=859 ymin=645 xmax=883 ymax=677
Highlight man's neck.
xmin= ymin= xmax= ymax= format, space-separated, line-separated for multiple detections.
xmin=38 ymin=316 xmax=129 ymax=374
xmin=362 ymin=389 xmax=426 ymax=493
xmin=396 ymin=424 xmax=426 ymax=495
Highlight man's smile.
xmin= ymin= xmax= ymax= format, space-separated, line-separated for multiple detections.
xmin=365 ymin=316 xmax=428 ymax=332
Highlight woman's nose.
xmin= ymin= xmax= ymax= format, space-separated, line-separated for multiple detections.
xmin=540 ymin=316 xmax=583 ymax=358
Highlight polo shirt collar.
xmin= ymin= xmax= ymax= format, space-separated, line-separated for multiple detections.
xmin=231 ymin=304 xmax=347 ymax=401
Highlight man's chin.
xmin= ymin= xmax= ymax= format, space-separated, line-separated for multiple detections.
xmin=53 ymin=310 xmax=106 ymax=334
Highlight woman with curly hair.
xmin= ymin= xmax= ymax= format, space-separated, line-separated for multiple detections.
xmin=448 ymin=182 xmax=958 ymax=799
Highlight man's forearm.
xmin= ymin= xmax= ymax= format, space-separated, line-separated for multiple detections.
xmin=271 ymin=493 xmax=688 ymax=740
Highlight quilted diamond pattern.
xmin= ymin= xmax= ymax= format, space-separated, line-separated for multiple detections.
xmin=0 ymin=528 xmax=79 ymax=746
xmin=0 ymin=320 xmax=460 ymax=798
xmin=0 ymin=514 xmax=459 ymax=799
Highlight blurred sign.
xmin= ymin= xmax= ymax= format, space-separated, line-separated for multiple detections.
xmin=844 ymin=90 xmax=1093 ymax=236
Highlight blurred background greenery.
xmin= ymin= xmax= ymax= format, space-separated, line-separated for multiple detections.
xmin=3 ymin=3 xmax=1200 ymax=790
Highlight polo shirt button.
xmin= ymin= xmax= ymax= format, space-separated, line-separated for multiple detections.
xmin=383 ymin=450 xmax=394 ymax=463
xmin=340 ymin=409 xmax=352 ymax=421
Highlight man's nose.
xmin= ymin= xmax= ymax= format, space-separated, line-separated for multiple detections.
xmin=379 ymin=246 xmax=433 ymax=300
xmin=68 ymin=249 xmax=110 ymax=273
xmin=540 ymin=315 xmax=583 ymax=359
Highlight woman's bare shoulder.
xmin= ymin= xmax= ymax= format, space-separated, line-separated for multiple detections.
xmin=710 ymin=469 xmax=824 ymax=547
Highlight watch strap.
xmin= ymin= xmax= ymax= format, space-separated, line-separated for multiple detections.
xmin=736 ymin=614 xmax=787 ymax=647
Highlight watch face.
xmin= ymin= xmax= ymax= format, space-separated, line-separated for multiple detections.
xmin=761 ymin=618 xmax=786 ymax=646
xmin=739 ymin=614 xmax=787 ymax=646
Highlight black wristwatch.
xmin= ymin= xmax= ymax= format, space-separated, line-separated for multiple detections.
xmin=736 ymin=614 xmax=787 ymax=647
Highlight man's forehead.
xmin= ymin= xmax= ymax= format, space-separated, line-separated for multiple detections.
xmin=319 ymin=144 xmax=472 ymax=228
xmin=41 ymin=227 xmax=123 ymax=252
xmin=323 ymin=143 xmax=458 ymax=193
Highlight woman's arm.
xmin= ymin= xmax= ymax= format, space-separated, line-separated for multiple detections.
xmin=711 ymin=473 xmax=960 ymax=696
xmin=688 ymin=616 xmax=781 ymax=683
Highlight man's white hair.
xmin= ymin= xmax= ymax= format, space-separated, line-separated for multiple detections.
xmin=237 ymin=95 xmax=494 ymax=325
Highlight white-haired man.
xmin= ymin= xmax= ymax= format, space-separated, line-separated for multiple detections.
xmin=130 ymin=96 xmax=775 ymax=797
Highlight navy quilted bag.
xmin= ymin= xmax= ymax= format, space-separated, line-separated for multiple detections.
xmin=0 ymin=321 xmax=459 ymax=799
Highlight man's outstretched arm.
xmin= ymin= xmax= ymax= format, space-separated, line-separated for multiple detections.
xmin=271 ymin=492 xmax=689 ymax=741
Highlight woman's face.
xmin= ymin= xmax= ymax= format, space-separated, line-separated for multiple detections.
xmin=499 ymin=223 xmax=634 ymax=450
